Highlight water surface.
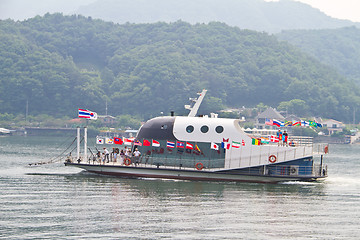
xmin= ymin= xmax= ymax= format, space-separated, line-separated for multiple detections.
xmin=0 ymin=136 xmax=359 ymax=239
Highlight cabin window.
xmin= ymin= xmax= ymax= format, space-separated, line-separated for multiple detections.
xmin=161 ymin=124 xmax=168 ymax=130
xmin=200 ymin=125 xmax=209 ymax=133
xmin=186 ymin=125 xmax=194 ymax=133
xmin=215 ymin=126 xmax=224 ymax=133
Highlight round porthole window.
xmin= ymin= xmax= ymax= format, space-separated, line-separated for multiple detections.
xmin=200 ymin=125 xmax=209 ymax=133
xmin=186 ymin=125 xmax=194 ymax=133
xmin=215 ymin=126 xmax=224 ymax=133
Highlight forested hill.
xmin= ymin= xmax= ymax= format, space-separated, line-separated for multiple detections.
xmin=0 ymin=13 xmax=359 ymax=122
xmin=277 ymin=26 xmax=360 ymax=84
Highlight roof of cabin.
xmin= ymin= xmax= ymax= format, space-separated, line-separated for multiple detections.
xmin=257 ymin=107 xmax=284 ymax=120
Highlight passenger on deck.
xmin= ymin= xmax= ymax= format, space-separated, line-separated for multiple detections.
xmin=283 ymin=130 xmax=288 ymax=146
xmin=96 ymin=151 xmax=101 ymax=164
xmin=277 ymin=129 xmax=282 ymax=146
xmin=133 ymin=148 xmax=141 ymax=166
xmin=113 ymin=148 xmax=118 ymax=162
xmin=103 ymin=147 xmax=110 ymax=163
xmin=119 ymin=149 xmax=125 ymax=163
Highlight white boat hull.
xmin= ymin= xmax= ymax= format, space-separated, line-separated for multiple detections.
xmin=65 ymin=162 xmax=323 ymax=183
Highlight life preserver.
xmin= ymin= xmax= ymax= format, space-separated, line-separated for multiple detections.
xmin=195 ymin=162 xmax=204 ymax=170
xmin=324 ymin=145 xmax=329 ymax=154
xmin=124 ymin=158 xmax=131 ymax=166
xmin=269 ymin=155 xmax=277 ymax=163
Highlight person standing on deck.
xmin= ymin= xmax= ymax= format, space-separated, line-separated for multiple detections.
xmin=113 ymin=148 xmax=118 ymax=162
xmin=133 ymin=148 xmax=141 ymax=166
xmin=103 ymin=147 xmax=110 ymax=163
xmin=283 ymin=130 xmax=288 ymax=146
xmin=119 ymin=149 xmax=125 ymax=164
xmin=277 ymin=129 xmax=283 ymax=146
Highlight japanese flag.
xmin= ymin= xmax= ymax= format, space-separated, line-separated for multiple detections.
xmin=211 ymin=142 xmax=219 ymax=150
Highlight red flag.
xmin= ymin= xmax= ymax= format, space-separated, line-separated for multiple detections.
xmin=242 ymin=139 xmax=245 ymax=146
xmin=143 ymin=139 xmax=151 ymax=146
xmin=270 ymin=135 xmax=279 ymax=143
xmin=186 ymin=142 xmax=194 ymax=149
xmin=152 ymin=140 xmax=160 ymax=147
xmin=114 ymin=137 xmax=123 ymax=145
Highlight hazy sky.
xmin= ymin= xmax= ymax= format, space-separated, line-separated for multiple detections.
xmin=1 ymin=0 xmax=359 ymax=22
xmin=268 ymin=0 xmax=360 ymax=22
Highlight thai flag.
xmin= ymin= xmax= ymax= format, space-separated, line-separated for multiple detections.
xmin=167 ymin=141 xmax=175 ymax=148
xmin=78 ymin=108 xmax=97 ymax=120
xmin=273 ymin=119 xmax=284 ymax=127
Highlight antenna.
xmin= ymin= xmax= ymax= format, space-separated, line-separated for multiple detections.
xmin=185 ymin=89 xmax=207 ymax=117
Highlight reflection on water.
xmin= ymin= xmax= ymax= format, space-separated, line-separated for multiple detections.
xmin=0 ymin=136 xmax=359 ymax=239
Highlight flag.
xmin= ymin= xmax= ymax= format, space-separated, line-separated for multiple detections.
xmin=167 ymin=141 xmax=175 ymax=148
xmin=292 ymin=121 xmax=301 ymax=126
xmin=285 ymin=121 xmax=293 ymax=127
xmin=152 ymin=140 xmax=160 ymax=147
xmin=177 ymin=141 xmax=185 ymax=148
xmin=186 ymin=142 xmax=194 ymax=149
xmin=260 ymin=137 xmax=269 ymax=144
xmin=114 ymin=137 xmax=123 ymax=145
xmin=222 ymin=138 xmax=229 ymax=142
xmin=143 ymin=139 xmax=151 ymax=146
xmin=309 ymin=121 xmax=317 ymax=128
xmin=134 ymin=140 xmax=142 ymax=146
xmin=105 ymin=137 xmax=113 ymax=144
xmin=123 ymin=138 xmax=134 ymax=145
xmin=232 ymin=141 xmax=241 ymax=148
xmin=221 ymin=142 xmax=230 ymax=149
xmin=252 ymin=138 xmax=260 ymax=145
xmin=242 ymin=139 xmax=245 ymax=146
xmin=211 ymin=142 xmax=219 ymax=150
xmin=273 ymin=119 xmax=284 ymax=127
xmin=270 ymin=135 xmax=279 ymax=142
xmin=301 ymin=121 xmax=309 ymax=127
xmin=265 ymin=118 xmax=273 ymax=126
xmin=78 ymin=108 xmax=97 ymax=120
xmin=194 ymin=144 xmax=201 ymax=153
xmin=316 ymin=122 xmax=323 ymax=128
xmin=96 ymin=137 xmax=104 ymax=144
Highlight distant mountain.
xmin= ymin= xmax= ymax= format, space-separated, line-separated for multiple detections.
xmin=1 ymin=14 xmax=359 ymax=122
xmin=277 ymin=26 xmax=360 ymax=84
xmin=76 ymin=0 xmax=360 ymax=33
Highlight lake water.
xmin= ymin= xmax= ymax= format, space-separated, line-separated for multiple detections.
xmin=0 ymin=136 xmax=359 ymax=239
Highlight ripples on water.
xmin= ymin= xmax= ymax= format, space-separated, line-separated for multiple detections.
xmin=0 ymin=136 xmax=359 ymax=239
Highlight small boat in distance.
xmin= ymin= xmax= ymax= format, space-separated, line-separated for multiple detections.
xmin=65 ymin=90 xmax=328 ymax=183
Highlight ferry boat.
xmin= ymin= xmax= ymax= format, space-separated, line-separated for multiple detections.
xmin=65 ymin=90 xmax=328 ymax=183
